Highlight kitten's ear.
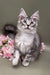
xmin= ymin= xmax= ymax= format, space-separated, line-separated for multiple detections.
xmin=31 ymin=11 xmax=39 ymax=22
xmin=19 ymin=8 xmax=27 ymax=20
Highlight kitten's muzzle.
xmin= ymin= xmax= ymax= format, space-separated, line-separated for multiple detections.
xmin=26 ymin=25 xmax=30 ymax=29
xmin=27 ymin=25 xmax=30 ymax=29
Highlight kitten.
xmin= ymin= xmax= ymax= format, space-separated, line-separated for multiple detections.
xmin=12 ymin=8 xmax=41 ymax=67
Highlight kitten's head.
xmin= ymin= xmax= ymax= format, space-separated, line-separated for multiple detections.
xmin=17 ymin=8 xmax=39 ymax=34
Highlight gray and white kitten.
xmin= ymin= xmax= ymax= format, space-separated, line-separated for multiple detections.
xmin=12 ymin=8 xmax=41 ymax=67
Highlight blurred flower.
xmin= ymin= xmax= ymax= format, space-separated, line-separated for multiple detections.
xmin=0 ymin=51 xmax=3 ymax=57
xmin=40 ymin=42 xmax=45 ymax=52
xmin=0 ymin=41 xmax=2 ymax=46
xmin=0 ymin=35 xmax=14 ymax=60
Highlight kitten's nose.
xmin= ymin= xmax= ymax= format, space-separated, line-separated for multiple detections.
xmin=27 ymin=25 xmax=29 ymax=27
xmin=27 ymin=25 xmax=29 ymax=29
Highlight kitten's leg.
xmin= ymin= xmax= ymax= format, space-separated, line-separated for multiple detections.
xmin=22 ymin=51 xmax=40 ymax=67
xmin=12 ymin=50 xmax=20 ymax=66
xmin=22 ymin=54 xmax=32 ymax=67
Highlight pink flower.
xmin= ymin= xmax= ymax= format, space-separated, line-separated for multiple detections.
xmin=0 ymin=35 xmax=6 ymax=41
xmin=1 ymin=47 xmax=10 ymax=55
xmin=0 ymin=51 xmax=3 ymax=57
xmin=4 ymin=53 xmax=12 ymax=58
xmin=0 ymin=41 xmax=2 ymax=46
xmin=40 ymin=42 xmax=45 ymax=52
xmin=0 ymin=35 xmax=14 ymax=60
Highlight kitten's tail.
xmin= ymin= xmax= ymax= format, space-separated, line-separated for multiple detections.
xmin=2 ymin=24 xmax=17 ymax=39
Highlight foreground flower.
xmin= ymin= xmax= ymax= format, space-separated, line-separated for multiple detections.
xmin=0 ymin=51 xmax=3 ymax=57
xmin=3 ymin=53 xmax=13 ymax=58
xmin=0 ymin=35 xmax=14 ymax=60
xmin=40 ymin=42 xmax=45 ymax=52
xmin=0 ymin=41 xmax=2 ymax=46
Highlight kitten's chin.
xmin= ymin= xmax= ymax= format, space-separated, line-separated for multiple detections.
xmin=20 ymin=29 xmax=36 ymax=34
xmin=27 ymin=30 xmax=36 ymax=34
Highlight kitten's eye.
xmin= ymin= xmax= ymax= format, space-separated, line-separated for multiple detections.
xmin=30 ymin=22 xmax=33 ymax=24
xmin=24 ymin=20 xmax=26 ymax=23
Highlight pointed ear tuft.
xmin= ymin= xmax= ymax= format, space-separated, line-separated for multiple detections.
xmin=31 ymin=10 xmax=39 ymax=21
xmin=19 ymin=8 xmax=27 ymax=20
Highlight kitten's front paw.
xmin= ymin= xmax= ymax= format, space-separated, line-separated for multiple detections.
xmin=12 ymin=57 xmax=20 ymax=66
xmin=12 ymin=58 xmax=19 ymax=66
xmin=22 ymin=61 xmax=29 ymax=67
xmin=12 ymin=50 xmax=20 ymax=66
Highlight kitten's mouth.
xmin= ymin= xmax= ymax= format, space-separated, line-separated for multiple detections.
xmin=25 ymin=27 xmax=30 ymax=30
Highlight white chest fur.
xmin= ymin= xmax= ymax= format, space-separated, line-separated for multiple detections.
xmin=15 ymin=33 xmax=34 ymax=54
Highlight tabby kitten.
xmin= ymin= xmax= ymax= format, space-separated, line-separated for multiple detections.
xmin=12 ymin=8 xmax=41 ymax=67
